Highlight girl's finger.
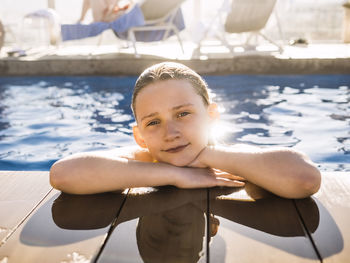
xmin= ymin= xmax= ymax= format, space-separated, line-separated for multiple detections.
xmin=213 ymin=171 xmax=245 ymax=181
xmin=216 ymin=178 xmax=245 ymax=187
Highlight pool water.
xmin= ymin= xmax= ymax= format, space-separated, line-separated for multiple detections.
xmin=0 ymin=75 xmax=349 ymax=171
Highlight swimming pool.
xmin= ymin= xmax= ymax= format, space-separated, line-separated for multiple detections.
xmin=0 ymin=75 xmax=349 ymax=171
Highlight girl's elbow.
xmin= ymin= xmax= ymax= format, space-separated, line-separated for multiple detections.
xmin=50 ymin=159 xmax=95 ymax=195
xmin=50 ymin=161 xmax=69 ymax=191
xmin=293 ymin=150 xmax=321 ymax=197
xmin=297 ymin=166 xmax=321 ymax=198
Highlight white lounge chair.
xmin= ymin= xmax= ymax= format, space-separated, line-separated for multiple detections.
xmin=196 ymin=0 xmax=283 ymax=56
xmin=117 ymin=0 xmax=186 ymax=57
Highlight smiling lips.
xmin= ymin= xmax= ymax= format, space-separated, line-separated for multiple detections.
xmin=163 ymin=143 xmax=190 ymax=153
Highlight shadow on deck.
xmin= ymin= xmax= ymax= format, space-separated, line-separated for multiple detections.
xmin=0 ymin=171 xmax=348 ymax=262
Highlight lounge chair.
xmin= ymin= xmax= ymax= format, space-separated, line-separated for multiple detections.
xmin=196 ymin=0 xmax=283 ymax=56
xmin=61 ymin=5 xmax=144 ymax=42
xmin=21 ymin=8 xmax=61 ymax=46
xmin=115 ymin=0 xmax=186 ymax=57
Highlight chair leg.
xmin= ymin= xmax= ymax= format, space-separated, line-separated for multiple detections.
xmin=128 ymin=30 xmax=139 ymax=57
xmin=192 ymin=45 xmax=201 ymax=58
xmin=96 ymin=33 xmax=103 ymax=47
xmin=173 ymin=26 xmax=184 ymax=54
xmin=162 ymin=27 xmax=172 ymax=41
xmin=274 ymin=9 xmax=285 ymax=44
xmin=245 ymin=33 xmax=254 ymax=46
xmin=90 ymin=33 xmax=104 ymax=55
xmin=217 ymin=32 xmax=234 ymax=55
xmin=258 ymin=32 xmax=283 ymax=52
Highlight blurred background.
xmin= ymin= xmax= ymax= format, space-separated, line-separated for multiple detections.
xmin=0 ymin=0 xmax=347 ymax=49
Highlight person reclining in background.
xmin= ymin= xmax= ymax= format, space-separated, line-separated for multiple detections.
xmin=78 ymin=0 xmax=132 ymax=23
xmin=50 ymin=62 xmax=321 ymax=199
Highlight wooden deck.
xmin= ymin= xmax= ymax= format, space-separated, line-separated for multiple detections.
xmin=0 ymin=171 xmax=349 ymax=263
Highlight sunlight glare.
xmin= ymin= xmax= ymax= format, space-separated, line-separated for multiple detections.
xmin=210 ymin=120 xmax=231 ymax=142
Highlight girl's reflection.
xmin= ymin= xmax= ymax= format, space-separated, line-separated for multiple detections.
xmin=52 ymin=185 xmax=320 ymax=262
xmin=136 ymin=204 xmax=206 ymax=262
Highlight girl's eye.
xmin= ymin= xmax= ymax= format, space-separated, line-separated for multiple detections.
xmin=177 ymin=112 xmax=190 ymax=118
xmin=146 ymin=120 xmax=160 ymax=127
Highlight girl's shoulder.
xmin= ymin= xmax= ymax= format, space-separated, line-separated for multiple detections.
xmin=216 ymin=143 xmax=259 ymax=152
xmin=231 ymin=143 xmax=259 ymax=150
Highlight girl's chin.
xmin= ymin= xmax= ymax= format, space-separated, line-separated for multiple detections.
xmin=169 ymin=160 xmax=192 ymax=167
xmin=159 ymin=156 xmax=196 ymax=167
xmin=154 ymin=149 xmax=202 ymax=167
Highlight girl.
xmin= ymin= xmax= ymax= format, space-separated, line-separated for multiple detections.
xmin=50 ymin=62 xmax=321 ymax=198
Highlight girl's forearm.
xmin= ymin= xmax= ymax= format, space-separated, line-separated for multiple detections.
xmin=200 ymin=146 xmax=321 ymax=198
xmin=50 ymin=152 xmax=244 ymax=194
xmin=50 ymin=154 xmax=178 ymax=194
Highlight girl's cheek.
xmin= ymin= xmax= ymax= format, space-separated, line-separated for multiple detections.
xmin=144 ymin=130 xmax=161 ymax=145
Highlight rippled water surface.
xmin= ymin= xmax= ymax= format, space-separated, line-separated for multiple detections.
xmin=0 ymin=75 xmax=349 ymax=171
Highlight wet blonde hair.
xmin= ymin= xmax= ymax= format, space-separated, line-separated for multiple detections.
xmin=131 ymin=62 xmax=210 ymax=119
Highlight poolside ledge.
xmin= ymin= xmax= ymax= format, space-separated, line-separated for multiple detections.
xmin=0 ymin=171 xmax=349 ymax=262
xmin=0 ymin=43 xmax=350 ymax=75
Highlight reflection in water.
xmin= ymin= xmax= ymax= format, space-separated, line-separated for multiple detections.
xmin=136 ymin=204 xmax=206 ymax=263
xmin=20 ymin=191 xmax=126 ymax=247
xmin=48 ymin=184 xmax=344 ymax=262
xmin=104 ymin=187 xmax=212 ymax=263
xmin=136 ymin=206 xmax=222 ymax=263
xmin=213 ymin=196 xmax=316 ymax=237
xmin=211 ymin=182 xmax=320 ymax=237
xmin=295 ymin=197 xmax=344 ymax=259
xmin=52 ymin=191 xmax=126 ymax=230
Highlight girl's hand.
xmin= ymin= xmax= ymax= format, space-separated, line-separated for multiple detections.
xmin=188 ymin=146 xmax=211 ymax=168
xmin=173 ymin=166 xmax=245 ymax=189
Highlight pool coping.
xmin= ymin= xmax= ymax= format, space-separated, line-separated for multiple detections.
xmin=1 ymin=171 xmax=349 ymax=262
xmin=1 ymin=56 xmax=349 ymax=76
xmin=1 ymin=43 xmax=350 ymax=76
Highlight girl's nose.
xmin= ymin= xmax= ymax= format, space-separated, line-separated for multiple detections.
xmin=163 ymin=121 xmax=180 ymax=141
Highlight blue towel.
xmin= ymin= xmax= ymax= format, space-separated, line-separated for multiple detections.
xmin=116 ymin=8 xmax=185 ymax=42
xmin=61 ymin=5 xmax=145 ymax=41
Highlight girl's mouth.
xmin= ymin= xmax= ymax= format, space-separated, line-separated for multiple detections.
xmin=164 ymin=143 xmax=190 ymax=153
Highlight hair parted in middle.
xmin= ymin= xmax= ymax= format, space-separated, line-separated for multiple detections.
xmin=131 ymin=62 xmax=211 ymax=118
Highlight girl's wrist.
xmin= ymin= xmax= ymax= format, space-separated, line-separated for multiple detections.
xmin=171 ymin=165 xmax=191 ymax=188
xmin=170 ymin=165 xmax=187 ymax=187
xmin=199 ymin=145 xmax=215 ymax=167
xmin=202 ymin=145 xmax=231 ymax=169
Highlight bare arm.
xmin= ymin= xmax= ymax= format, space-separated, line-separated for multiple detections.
xmin=78 ymin=0 xmax=90 ymax=22
xmin=190 ymin=145 xmax=321 ymax=199
xmin=49 ymin=148 xmax=243 ymax=194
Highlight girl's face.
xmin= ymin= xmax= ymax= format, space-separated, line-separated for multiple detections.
xmin=133 ymin=79 xmax=217 ymax=167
